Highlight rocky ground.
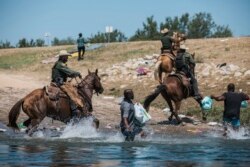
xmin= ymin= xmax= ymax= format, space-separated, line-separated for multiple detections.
xmin=0 ymin=37 xmax=249 ymax=136
xmin=0 ymin=72 xmax=217 ymax=135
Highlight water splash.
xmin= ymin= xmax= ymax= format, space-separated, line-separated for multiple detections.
xmin=207 ymin=126 xmax=250 ymax=140
xmin=60 ymin=117 xmax=99 ymax=139
xmin=226 ymin=126 xmax=250 ymax=140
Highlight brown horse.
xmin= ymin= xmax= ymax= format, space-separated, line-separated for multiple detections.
xmin=144 ymin=73 xmax=204 ymax=124
xmin=154 ymin=32 xmax=186 ymax=83
xmin=8 ymin=69 xmax=104 ymax=135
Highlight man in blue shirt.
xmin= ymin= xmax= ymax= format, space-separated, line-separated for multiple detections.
xmin=77 ymin=33 xmax=85 ymax=61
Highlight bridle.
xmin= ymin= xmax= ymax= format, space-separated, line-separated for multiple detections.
xmin=77 ymin=74 xmax=102 ymax=95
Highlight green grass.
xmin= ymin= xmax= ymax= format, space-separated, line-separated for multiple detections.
xmin=186 ymin=106 xmax=250 ymax=125
xmin=0 ymin=53 xmax=40 ymax=69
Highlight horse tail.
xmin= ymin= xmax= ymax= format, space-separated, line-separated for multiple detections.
xmin=144 ymin=84 xmax=166 ymax=112
xmin=154 ymin=60 xmax=162 ymax=81
xmin=7 ymin=98 xmax=24 ymax=129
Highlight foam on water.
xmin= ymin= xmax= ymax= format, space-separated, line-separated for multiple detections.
xmin=226 ymin=126 xmax=250 ymax=140
xmin=207 ymin=126 xmax=250 ymax=140
xmin=60 ymin=117 xmax=100 ymax=139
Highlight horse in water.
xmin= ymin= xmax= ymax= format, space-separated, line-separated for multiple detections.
xmin=8 ymin=69 xmax=104 ymax=135
xmin=154 ymin=32 xmax=187 ymax=83
xmin=144 ymin=73 xmax=204 ymax=124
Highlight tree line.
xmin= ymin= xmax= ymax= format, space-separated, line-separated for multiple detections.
xmin=0 ymin=12 xmax=233 ymax=49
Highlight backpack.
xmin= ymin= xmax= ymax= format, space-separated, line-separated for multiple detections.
xmin=175 ymin=53 xmax=186 ymax=69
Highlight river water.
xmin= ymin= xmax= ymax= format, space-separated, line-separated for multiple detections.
xmin=1 ymin=120 xmax=250 ymax=167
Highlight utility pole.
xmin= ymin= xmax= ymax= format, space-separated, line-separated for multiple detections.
xmin=105 ymin=26 xmax=113 ymax=43
xmin=44 ymin=32 xmax=51 ymax=46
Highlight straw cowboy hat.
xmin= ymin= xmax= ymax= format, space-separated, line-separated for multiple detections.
xmin=160 ymin=28 xmax=169 ymax=34
xmin=57 ymin=50 xmax=72 ymax=57
xmin=179 ymin=44 xmax=189 ymax=50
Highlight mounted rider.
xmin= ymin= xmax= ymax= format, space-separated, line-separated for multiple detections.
xmin=51 ymin=50 xmax=84 ymax=117
xmin=175 ymin=45 xmax=203 ymax=103
xmin=160 ymin=28 xmax=186 ymax=55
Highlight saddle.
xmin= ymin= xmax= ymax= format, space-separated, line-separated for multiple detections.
xmin=44 ymin=82 xmax=84 ymax=108
xmin=168 ymin=72 xmax=193 ymax=98
xmin=160 ymin=51 xmax=175 ymax=61
xmin=44 ymin=83 xmax=67 ymax=101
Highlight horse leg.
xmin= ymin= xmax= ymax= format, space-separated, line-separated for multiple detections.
xmin=93 ymin=117 xmax=100 ymax=129
xmin=26 ymin=118 xmax=44 ymax=136
xmin=23 ymin=118 xmax=31 ymax=127
xmin=173 ymin=101 xmax=182 ymax=124
xmin=160 ymin=91 xmax=174 ymax=121
xmin=158 ymin=67 xmax=163 ymax=83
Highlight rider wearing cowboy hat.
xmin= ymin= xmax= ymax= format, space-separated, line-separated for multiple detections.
xmin=51 ymin=50 xmax=83 ymax=118
xmin=52 ymin=50 xmax=82 ymax=85
xmin=160 ymin=28 xmax=186 ymax=54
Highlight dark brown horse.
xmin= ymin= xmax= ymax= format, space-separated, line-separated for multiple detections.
xmin=154 ymin=32 xmax=187 ymax=83
xmin=8 ymin=69 xmax=104 ymax=135
xmin=144 ymin=73 xmax=204 ymax=124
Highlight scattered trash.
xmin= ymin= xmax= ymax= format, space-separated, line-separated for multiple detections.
xmin=136 ymin=67 xmax=150 ymax=76
xmin=103 ymin=96 xmax=115 ymax=100
xmin=187 ymin=129 xmax=202 ymax=133
xmin=207 ymin=122 xmax=218 ymax=126
xmin=105 ymin=124 xmax=112 ymax=129
xmin=0 ymin=128 xmax=6 ymax=132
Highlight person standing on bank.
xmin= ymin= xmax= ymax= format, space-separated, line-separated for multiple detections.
xmin=120 ymin=89 xmax=145 ymax=141
xmin=211 ymin=83 xmax=249 ymax=135
xmin=77 ymin=33 xmax=85 ymax=61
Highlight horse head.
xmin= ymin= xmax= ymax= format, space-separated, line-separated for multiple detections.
xmin=78 ymin=69 xmax=104 ymax=95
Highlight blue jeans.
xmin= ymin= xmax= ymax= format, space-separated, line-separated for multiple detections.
xmin=223 ymin=117 xmax=240 ymax=128
xmin=121 ymin=126 xmax=142 ymax=141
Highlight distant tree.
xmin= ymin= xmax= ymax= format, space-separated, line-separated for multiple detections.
xmin=131 ymin=12 xmax=232 ymax=41
xmin=29 ymin=39 xmax=36 ymax=47
xmin=211 ymin=25 xmax=233 ymax=38
xmin=0 ymin=40 xmax=13 ymax=49
xmin=88 ymin=32 xmax=106 ymax=43
xmin=52 ymin=37 xmax=60 ymax=46
xmin=129 ymin=16 xmax=160 ymax=41
xmin=18 ymin=38 xmax=29 ymax=48
xmin=36 ymin=38 xmax=45 ymax=47
xmin=88 ymin=29 xmax=127 ymax=43
xmin=187 ymin=12 xmax=216 ymax=38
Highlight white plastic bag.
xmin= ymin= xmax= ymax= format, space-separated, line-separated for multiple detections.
xmin=134 ymin=103 xmax=151 ymax=123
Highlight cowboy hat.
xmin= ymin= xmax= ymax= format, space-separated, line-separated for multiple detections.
xmin=179 ymin=44 xmax=189 ymax=50
xmin=160 ymin=28 xmax=169 ymax=34
xmin=57 ymin=50 xmax=71 ymax=57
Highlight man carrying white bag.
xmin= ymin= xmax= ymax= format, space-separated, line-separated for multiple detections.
xmin=134 ymin=103 xmax=152 ymax=124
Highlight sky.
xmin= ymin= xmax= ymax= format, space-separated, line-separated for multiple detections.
xmin=1 ymin=0 xmax=250 ymax=45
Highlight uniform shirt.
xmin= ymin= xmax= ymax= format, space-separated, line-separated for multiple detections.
xmin=52 ymin=61 xmax=79 ymax=82
xmin=120 ymin=99 xmax=135 ymax=130
xmin=222 ymin=92 xmax=249 ymax=119
xmin=184 ymin=52 xmax=195 ymax=66
xmin=77 ymin=37 xmax=85 ymax=48
xmin=161 ymin=35 xmax=173 ymax=50
xmin=175 ymin=52 xmax=195 ymax=69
